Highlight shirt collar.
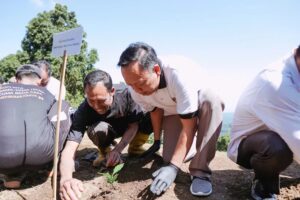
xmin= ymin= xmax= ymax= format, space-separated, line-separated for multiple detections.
xmin=158 ymin=68 xmax=167 ymax=89
xmin=284 ymin=54 xmax=300 ymax=91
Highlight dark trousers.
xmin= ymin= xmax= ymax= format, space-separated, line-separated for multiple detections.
xmin=87 ymin=113 xmax=153 ymax=150
xmin=237 ymin=131 xmax=293 ymax=194
xmin=87 ymin=121 xmax=119 ymax=149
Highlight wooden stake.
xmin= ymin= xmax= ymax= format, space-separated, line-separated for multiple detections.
xmin=53 ymin=50 xmax=68 ymax=199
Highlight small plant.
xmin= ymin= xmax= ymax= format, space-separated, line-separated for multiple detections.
xmin=100 ymin=163 xmax=124 ymax=184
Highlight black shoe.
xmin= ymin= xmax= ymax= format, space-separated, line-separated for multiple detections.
xmin=251 ymin=179 xmax=276 ymax=200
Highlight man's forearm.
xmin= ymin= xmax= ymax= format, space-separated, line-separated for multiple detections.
xmin=151 ymin=108 xmax=164 ymax=141
xmin=170 ymin=117 xmax=197 ymax=167
xmin=114 ymin=122 xmax=138 ymax=153
xmin=60 ymin=141 xmax=79 ymax=182
xmin=60 ymin=155 xmax=75 ymax=181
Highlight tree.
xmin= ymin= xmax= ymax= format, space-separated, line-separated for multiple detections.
xmin=0 ymin=51 xmax=29 ymax=81
xmin=0 ymin=4 xmax=99 ymax=106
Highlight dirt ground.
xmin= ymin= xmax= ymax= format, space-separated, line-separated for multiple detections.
xmin=1 ymin=135 xmax=299 ymax=200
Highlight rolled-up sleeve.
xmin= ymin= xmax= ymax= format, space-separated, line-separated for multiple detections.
xmin=66 ymin=100 xmax=90 ymax=144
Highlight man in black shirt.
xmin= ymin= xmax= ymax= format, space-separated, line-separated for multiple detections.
xmin=59 ymin=70 xmax=152 ymax=200
xmin=0 ymin=64 xmax=71 ymax=189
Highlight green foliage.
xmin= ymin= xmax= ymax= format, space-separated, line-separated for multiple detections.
xmin=21 ymin=4 xmax=80 ymax=62
xmin=217 ymin=134 xmax=230 ymax=152
xmin=0 ymin=51 xmax=29 ymax=81
xmin=100 ymin=163 xmax=125 ymax=184
xmin=147 ymin=133 xmax=154 ymax=144
xmin=0 ymin=54 xmax=20 ymax=81
xmin=147 ymin=132 xmax=165 ymax=144
xmin=0 ymin=4 xmax=99 ymax=107
xmin=147 ymin=130 xmax=230 ymax=152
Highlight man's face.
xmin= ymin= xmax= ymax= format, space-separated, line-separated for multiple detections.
xmin=40 ymin=69 xmax=50 ymax=87
xmin=121 ymin=61 xmax=160 ymax=96
xmin=85 ymin=82 xmax=114 ymax=114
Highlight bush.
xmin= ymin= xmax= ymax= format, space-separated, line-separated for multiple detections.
xmin=147 ymin=133 xmax=154 ymax=144
xmin=217 ymin=134 xmax=230 ymax=151
xmin=147 ymin=132 xmax=231 ymax=152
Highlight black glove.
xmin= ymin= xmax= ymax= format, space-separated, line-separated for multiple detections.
xmin=139 ymin=140 xmax=161 ymax=159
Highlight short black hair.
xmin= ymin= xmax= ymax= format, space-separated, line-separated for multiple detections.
xmin=15 ymin=64 xmax=42 ymax=80
xmin=117 ymin=42 xmax=160 ymax=70
xmin=83 ymin=70 xmax=113 ymax=91
xmin=296 ymin=45 xmax=300 ymax=58
xmin=33 ymin=60 xmax=52 ymax=77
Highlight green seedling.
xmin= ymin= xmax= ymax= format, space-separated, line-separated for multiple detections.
xmin=100 ymin=163 xmax=124 ymax=184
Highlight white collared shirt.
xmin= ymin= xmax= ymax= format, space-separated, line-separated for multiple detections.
xmin=228 ymin=52 xmax=300 ymax=164
xmin=130 ymin=60 xmax=207 ymax=117
xmin=46 ymin=76 xmax=66 ymax=100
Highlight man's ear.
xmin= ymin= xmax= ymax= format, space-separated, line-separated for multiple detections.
xmin=110 ymin=87 xmax=115 ymax=96
xmin=153 ymin=64 xmax=161 ymax=75
xmin=36 ymin=78 xmax=42 ymax=86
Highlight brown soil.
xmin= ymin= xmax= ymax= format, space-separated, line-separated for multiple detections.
xmin=1 ymin=135 xmax=299 ymax=200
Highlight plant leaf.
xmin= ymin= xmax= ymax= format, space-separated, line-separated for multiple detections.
xmin=112 ymin=163 xmax=124 ymax=175
xmin=112 ymin=175 xmax=118 ymax=182
xmin=99 ymin=172 xmax=109 ymax=176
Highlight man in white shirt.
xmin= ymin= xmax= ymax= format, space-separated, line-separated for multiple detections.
xmin=227 ymin=46 xmax=300 ymax=200
xmin=33 ymin=60 xmax=66 ymax=100
xmin=118 ymin=42 xmax=224 ymax=196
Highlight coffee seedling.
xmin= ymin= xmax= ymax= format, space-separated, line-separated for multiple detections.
xmin=100 ymin=163 xmax=124 ymax=184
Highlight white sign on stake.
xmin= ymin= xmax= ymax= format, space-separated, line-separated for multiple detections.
xmin=51 ymin=26 xmax=83 ymax=57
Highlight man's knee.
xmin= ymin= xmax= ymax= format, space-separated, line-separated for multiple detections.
xmin=253 ymin=131 xmax=293 ymax=171
xmin=267 ymin=132 xmax=292 ymax=169
xmin=238 ymin=131 xmax=293 ymax=171
xmin=87 ymin=121 xmax=116 ymax=148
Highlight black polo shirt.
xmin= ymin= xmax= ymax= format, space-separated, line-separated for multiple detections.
xmin=67 ymin=86 xmax=150 ymax=143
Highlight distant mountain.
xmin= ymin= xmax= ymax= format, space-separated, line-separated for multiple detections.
xmin=221 ymin=112 xmax=233 ymax=135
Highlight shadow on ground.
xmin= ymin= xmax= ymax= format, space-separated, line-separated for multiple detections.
xmin=1 ymin=147 xmax=299 ymax=200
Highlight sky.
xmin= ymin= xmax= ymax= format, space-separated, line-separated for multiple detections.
xmin=0 ymin=0 xmax=299 ymax=112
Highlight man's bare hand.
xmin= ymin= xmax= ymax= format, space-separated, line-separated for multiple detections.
xmin=60 ymin=178 xmax=84 ymax=200
xmin=106 ymin=150 xmax=122 ymax=167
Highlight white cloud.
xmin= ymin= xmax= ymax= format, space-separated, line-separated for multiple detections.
xmin=159 ymin=55 xmax=202 ymax=70
xmin=96 ymin=65 xmax=124 ymax=84
xmin=30 ymin=0 xmax=58 ymax=8
xmin=49 ymin=0 xmax=57 ymax=8
xmin=30 ymin=0 xmax=44 ymax=7
xmin=159 ymin=54 xmax=209 ymax=87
